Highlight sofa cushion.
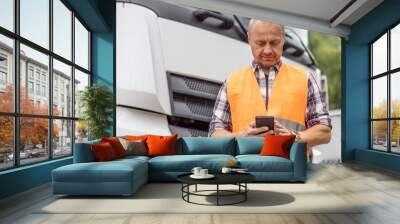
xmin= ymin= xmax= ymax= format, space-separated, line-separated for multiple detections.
xmin=101 ymin=137 xmax=127 ymax=158
xmin=178 ymin=137 xmax=235 ymax=155
xmin=119 ymin=138 xmax=148 ymax=156
xmin=73 ymin=139 xmax=100 ymax=163
xmin=236 ymin=137 xmax=264 ymax=155
xmin=52 ymin=158 xmax=147 ymax=183
xmin=148 ymin=154 xmax=235 ymax=172
xmin=53 ymin=163 xmax=133 ymax=183
xmin=147 ymin=135 xmax=177 ymax=157
xmin=236 ymin=155 xmax=293 ymax=172
xmin=124 ymin=135 xmax=149 ymax=141
xmin=91 ymin=142 xmax=118 ymax=161
xmin=115 ymin=155 xmax=150 ymax=164
xmin=259 ymin=135 xmax=296 ymax=159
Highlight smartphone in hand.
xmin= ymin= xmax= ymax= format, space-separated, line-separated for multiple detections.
xmin=255 ymin=116 xmax=274 ymax=130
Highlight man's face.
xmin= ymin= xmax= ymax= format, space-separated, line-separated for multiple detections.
xmin=248 ymin=21 xmax=284 ymax=69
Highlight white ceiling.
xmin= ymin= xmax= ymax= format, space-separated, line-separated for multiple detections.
xmin=162 ymin=0 xmax=384 ymax=38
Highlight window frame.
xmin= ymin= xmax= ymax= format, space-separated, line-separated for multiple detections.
xmin=370 ymin=21 xmax=400 ymax=154
xmin=0 ymin=0 xmax=92 ymax=171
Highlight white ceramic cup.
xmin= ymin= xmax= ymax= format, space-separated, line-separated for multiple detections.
xmin=221 ymin=167 xmax=232 ymax=174
xmin=191 ymin=167 xmax=202 ymax=176
xmin=200 ymin=169 xmax=208 ymax=176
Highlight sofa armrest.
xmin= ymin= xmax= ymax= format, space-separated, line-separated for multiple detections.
xmin=289 ymin=142 xmax=307 ymax=181
xmin=73 ymin=141 xmax=99 ymax=163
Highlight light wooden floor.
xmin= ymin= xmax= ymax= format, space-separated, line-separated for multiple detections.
xmin=1 ymin=162 xmax=400 ymax=224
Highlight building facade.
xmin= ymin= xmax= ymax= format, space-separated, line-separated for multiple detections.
xmin=0 ymin=41 xmax=77 ymax=154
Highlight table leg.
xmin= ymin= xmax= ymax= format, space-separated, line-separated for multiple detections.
xmin=181 ymin=184 xmax=183 ymax=199
xmin=217 ymin=184 xmax=219 ymax=206
xmin=245 ymin=183 xmax=247 ymax=201
xmin=187 ymin=184 xmax=190 ymax=202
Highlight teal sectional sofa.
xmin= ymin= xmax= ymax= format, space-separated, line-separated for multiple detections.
xmin=52 ymin=137 xmax=307 ymax=196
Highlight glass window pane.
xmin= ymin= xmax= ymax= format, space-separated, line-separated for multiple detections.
xmin=20 ymin=0 xmax=49 ymax=49
xmin=20 ymin=117 xmax=49 ymax=165
xmin=391 ymin=72 xmax=400 ymax=118
xmin=75 ymin=120 xmax=88 ymax=143
xmin=372 ymin=77 xmax=387 ymax=119
xmin=53 ymin=59 xmax=72 ymax=117
xmin=53 ymin=0 xmax=72 ymax=60
xmin=75 ymin=18 xmax=89 ymax=70
xmin=0 ymin=0 xmax=14 ymax=31
xmin=0 ymin=116 xmax=14 ymax=170
xmin=53 ymin=119 xmax=72 ymax=158
xmin=391 ymin=120 xmax=400 ymax=153
xmin=391 ymin=24 xmax=400 ymax=70
xmin=20 ymin=44 xmax=49 ymax=115
xmin=372 ymin=121 xmax=388 ymax=151
xmin=74 ymin=69 xmax=89 ymax=118
xmin=0 ymin=34 xmax=14 ymax=112
xmin=372 ymin=33 xmax=387 ymax=76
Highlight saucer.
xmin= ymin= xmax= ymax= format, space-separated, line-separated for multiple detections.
xmin=190 ymin=174 xmax=215 ymax=179
xmin=232 ymin=170 xmax=249 ymax=174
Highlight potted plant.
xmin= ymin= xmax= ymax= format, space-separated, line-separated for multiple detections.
xmin=79 ymin=84 xmax=113 ymax=140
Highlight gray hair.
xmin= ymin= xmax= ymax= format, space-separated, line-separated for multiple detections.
xmin=248 ymin=19 xmax=285 ymax=36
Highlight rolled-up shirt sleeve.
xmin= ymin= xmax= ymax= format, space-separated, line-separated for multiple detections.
xmin=306 ymin=72 xmax=332 ymax=129
xmin=208 ymin=80 xmax=233 ymax=136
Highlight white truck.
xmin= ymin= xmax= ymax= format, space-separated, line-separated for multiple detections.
xmin=116 ymin=0 xmax=324 ymax=137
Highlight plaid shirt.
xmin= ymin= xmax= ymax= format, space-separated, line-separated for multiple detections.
xmin=208 ymin=61 xmax=331 ymax=135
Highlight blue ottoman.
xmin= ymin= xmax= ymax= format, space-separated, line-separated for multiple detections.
xmin=52 ymin=156 xmax=148 ymax=196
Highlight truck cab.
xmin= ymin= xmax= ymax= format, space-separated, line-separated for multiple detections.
xmin=116 ymin=0 xmax=322 ymax=137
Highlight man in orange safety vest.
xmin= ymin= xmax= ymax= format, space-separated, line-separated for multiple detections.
xmin=209 ymin=20 xmax=331 ymax=148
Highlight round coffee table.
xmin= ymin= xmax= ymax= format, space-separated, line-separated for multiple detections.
xmin=177 ymin=173 xmax=255 ymax=206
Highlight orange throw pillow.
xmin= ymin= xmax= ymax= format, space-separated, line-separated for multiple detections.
xmin=260 ymin=135 xmax=296 ymax=159
xmin=146 ymin=135 xmax=177 ymax=157
xmin=124 ymin=135 xmax=149 ymax=142
xmin=101 ymin=137 xmax=127 ymax=158
xmin=91 ymin=142 xmax=117 ymax=161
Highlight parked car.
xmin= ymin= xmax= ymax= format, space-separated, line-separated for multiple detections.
xmin=7 ymin=150 xmax=32 ymax=161
xmin=7 ymin=153 xmax=13 ymax=161
xmin=54 ymin=149 xmax=62 ymax=156
xmin=30 ymin=149 xmax=43 ymax=158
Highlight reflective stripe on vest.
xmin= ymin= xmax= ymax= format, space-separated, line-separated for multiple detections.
xmin=227 ymin=63 xmax=308 ymax=133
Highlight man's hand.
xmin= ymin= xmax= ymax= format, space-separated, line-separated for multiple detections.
xmin=240 ymin=122 xmax=274 ymax=136
xmin=211 ymin=121 xmax=331 ymax=147
xmin=274 ymin=121 xmax=306 ymax=143
xmin=273 ymin=121 xmax=331 ymax=146
xmin=274 ymin=121 xmax=294 ymax=136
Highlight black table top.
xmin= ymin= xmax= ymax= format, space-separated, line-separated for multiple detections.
xmin=177 ymin=172 xmax=255 ymax=185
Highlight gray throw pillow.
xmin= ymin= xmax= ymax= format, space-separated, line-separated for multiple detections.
xmin=118 ymin=138 xmax=147 ymax=156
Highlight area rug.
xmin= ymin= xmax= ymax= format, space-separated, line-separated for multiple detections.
xmin=37 ymin=183 xmax=362 ymax=214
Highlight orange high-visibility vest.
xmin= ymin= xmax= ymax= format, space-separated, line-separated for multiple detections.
xmin=227 ymin=63 xmax=308 ymax=134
